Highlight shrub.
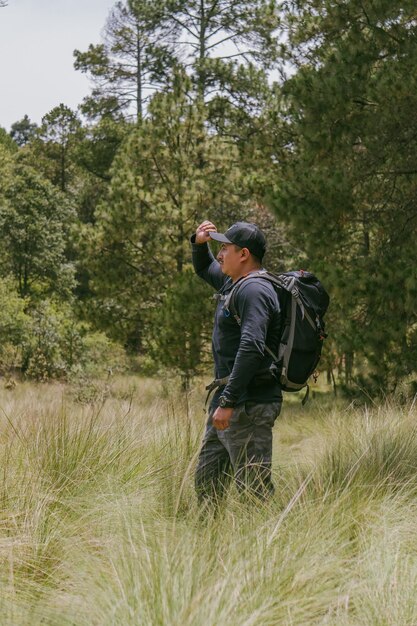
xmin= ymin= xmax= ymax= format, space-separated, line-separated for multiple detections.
xmin=0 ymin=277 xmax=31 ymax=373
xmin=22 ymin=301 xmax=127 ymax=381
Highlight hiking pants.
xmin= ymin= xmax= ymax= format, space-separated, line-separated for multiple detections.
xmin=195 ymin=401 xmax=281 ymax=503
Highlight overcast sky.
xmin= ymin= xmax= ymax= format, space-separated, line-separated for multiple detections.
xmin=0 ymin=0 xmax=116 ymax=131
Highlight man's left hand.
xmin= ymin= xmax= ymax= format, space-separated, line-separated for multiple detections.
xmin=212 ymin=406 xmax=234 ymax=430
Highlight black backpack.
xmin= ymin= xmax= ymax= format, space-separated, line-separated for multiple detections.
xmin=224 ymin=270 xmax=330 ymax=402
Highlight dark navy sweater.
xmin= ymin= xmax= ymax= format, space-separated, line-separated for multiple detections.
xmin=191 ymin=236 xmax=282 ymax=407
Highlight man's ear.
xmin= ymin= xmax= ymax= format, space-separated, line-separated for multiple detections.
xmin=240 ymin=247 xmax=250 ymax=260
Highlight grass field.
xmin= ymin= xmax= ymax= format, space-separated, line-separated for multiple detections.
xmin=1 ymin=376 xmax=417 ymax=625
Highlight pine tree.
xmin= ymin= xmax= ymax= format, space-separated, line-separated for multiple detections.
xmin=272 ymin=0 xmax=417 ymax=392
xmin=84 ymin=77 xmax=246 ymax=358
xmin=165 ymin=0 xmax=280 ymax=101
xmin=74 ymin=0 xmax=177 ymax=121
xmin=28 ymin=104 xmax=82 ymax=193
xmin=9 ymin=115 xmax=38 ymax=147
xmin=74 ymin=0 xmax=280 ymax=130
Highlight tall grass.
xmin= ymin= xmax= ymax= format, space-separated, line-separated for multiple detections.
xmin=1 ymin=378 xmax=417 ymax=624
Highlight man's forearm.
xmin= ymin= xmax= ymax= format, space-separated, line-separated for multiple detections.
xmin=191 ymin=235 xmax=225 ymax=291
xmin=191 ymin=235 xmax=216 ymax=274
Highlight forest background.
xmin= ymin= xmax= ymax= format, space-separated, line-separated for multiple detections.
xmin=0 ymin=0 xmax=416 ymax=399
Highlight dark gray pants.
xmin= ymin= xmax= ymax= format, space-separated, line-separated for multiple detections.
xmin=195 ymin=401 xmax=281 ymax=503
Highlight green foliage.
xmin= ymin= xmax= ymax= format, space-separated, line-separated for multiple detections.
xmin=31 ymin=104 xmax=82 ymax=193
xmin=23 ymin=301 xmax=79 ymax=381
xmin=0 ymin=126 xmax=18 ymax=152
xmin=9 ymin=114 xmax=38 ymax=146
xmin=0 ymin=141 xmax=14 ymax=195
xmin=74 ymin=116 xmax=129 ymax=187
xmin=86 ymin=78 xmax=246 ymax=354
xmin=74 ymin=0 xmax=176 ymax=121
xmin=270 ymin=0 xmax=417 ymax=392
xmin=147 ymin=268 xmax=213 ymax=382
xmin=74 ymin=0 xmax=280 ymax=130
xmin=205 ymin=61 xmax=272 ymax=141
xmin=0 ymin=162 xmax=76 ymax=298
xmin=21 ymin=301 xmax=127 ymax=381
xmin=12 ymin=107 xmax=117 ymax=230
xmin=0 ymin=276 xmax=31 ymax=371
xmin=80 ymin=331 xmax=128 ymax=377
xmin=0 ymin=289 xmax=127 ymax=382
xmin=2 ymin=0 xmax=415 ymax=395
xmin=164 ymin=0 xmax=280 ymax=101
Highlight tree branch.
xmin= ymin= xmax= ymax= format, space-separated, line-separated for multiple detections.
xmin=206 ymin=31 xmax=248 ymax=50
xmin=169 ymin=14 xmax=200 ymax=39
xmin=151 ymin=154 xmax=180 ymax=208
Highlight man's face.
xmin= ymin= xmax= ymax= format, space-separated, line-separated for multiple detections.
xmin=217 ymin=243 xmax=244 ymax=277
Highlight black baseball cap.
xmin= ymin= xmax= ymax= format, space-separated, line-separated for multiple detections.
xmin=209 ymin=221 xmax=266 ymax=259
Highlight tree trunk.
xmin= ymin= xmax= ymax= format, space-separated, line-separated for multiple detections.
xmin=197 ymin=0 xmax=207 ymax=102
xmin=344 ymin=351 xmax=354 ymax=386
xmin=136 ymin=25 xmax=143 ymax=122
xmin=60 ymin=144 xmax=66 ymax=192
xmin=176 ymin=217 xmax=184 ymax=272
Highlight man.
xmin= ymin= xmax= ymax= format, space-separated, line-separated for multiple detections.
xmin=191 ymin=220 xmax=283 ymax=504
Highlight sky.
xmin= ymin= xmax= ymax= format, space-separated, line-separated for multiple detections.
xmin=0 ymin=0 xmax=116 ymax=131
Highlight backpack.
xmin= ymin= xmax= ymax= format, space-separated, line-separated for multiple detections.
xmin=224 ymin=269 xmax=330 ymax=402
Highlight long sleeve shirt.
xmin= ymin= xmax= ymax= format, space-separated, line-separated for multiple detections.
xmin=191 ymin=236 xmax=282 ymax=407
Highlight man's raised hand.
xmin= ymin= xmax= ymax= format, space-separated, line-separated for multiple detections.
xmin=195 ymin=220 xmax=217 ymax=244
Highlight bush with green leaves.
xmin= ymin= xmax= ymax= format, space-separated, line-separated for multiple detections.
xmin=78 ymin=330 xmax=128 ymax=377
xmin=0 ymin=276 xmax=31 ymax=372
xmin=21 ymin=301 xmax=127 ymax=381
xmin=0 ymin=162 xmax=76 ymax=299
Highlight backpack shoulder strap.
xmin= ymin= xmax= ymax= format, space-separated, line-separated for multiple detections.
xmin=224 ymin=270 xmax=281 ymax=361
xmin=225 ymin=270 xmax=298 ymax=319
xmin=223 ymin=270 xmax=267 ymax=323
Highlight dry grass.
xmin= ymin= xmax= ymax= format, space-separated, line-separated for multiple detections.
xmin=0 ymin=376 xmax=417 ymax=625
